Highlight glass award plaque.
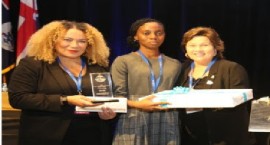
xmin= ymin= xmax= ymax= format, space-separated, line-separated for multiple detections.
xmin=89 ymin=73 xmax=113 ymax=97
xmin=249 ymin=96 xmax=270 ymax=132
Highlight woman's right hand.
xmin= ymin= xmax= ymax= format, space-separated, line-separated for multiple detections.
xmin=66 ymin=95 xmax=102 ymax=107
xmin=129 ymin=95 xmax=169 ymax=112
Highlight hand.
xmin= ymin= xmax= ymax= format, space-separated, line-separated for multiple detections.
xmin=134 ymin=95 xmax=169 ymax=112
xmin=98 ymin=107 xmax=116 ymax=120
xmin=66 ymin=95 xmax=103 ymax=107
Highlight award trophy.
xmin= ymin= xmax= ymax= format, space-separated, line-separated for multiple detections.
xmin=249 ymin=96 xmax=270 ymax=132
xmin=75 ymin=73 xmax=127 ymax=113
xmin=89 ymin=73 xmax=113 ymax=97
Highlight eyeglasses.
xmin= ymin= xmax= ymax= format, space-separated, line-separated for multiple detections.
xmin=61 ymin=37 xmax=88 ymax=46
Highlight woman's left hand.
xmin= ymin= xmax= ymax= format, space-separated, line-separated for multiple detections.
xmin=98 ymin=107 xmax=116 ymax=120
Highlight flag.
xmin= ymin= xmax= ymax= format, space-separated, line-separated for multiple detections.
xmin=2 ymin=0 xmax=15 ymax=75
xmin=16 ymin=0 xmax=39 ymax=64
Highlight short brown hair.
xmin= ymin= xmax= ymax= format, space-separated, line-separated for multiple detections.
xmin=181 ymin=27 xmax=224 ymax=59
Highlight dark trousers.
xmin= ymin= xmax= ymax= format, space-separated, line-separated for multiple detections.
xmin=61 ymin=116 xmax=113 ymax=145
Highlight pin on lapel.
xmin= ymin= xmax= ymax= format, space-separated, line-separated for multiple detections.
xmin=206 ymin=80 xmax=213 ymax=85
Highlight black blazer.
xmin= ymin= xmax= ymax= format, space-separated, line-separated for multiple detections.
xmin=177 ymin=59 xmax=250 ymax=145
xmin=179 ymin=59 xmax=249 ymax=89
xmin=8 ymin=57 xmax=109 ymax=145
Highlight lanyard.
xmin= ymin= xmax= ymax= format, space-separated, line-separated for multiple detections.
xmin=138 ymin=50 xmax=163 ymax=93
xmin=188 ymin=58 xmax=217 ymax=89
xmin=57 ymin=57 xmax=86 ymax=95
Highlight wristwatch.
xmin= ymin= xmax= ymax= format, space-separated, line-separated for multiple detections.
xmin=60 ymin=96 xmax=68 ymax=105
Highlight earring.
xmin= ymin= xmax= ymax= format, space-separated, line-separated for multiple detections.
xmin=185 ymin=53 xmax=189 ymax=58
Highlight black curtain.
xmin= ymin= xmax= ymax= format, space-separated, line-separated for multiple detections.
xmin=9 ymin=0 xmax=270 ymax=98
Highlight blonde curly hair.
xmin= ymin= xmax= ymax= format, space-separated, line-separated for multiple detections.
xmin=26 ymin=20 xmax=110 ymax=67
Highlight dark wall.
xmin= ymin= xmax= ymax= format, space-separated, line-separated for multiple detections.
xmin=8 ymin=0 xmax=270 ymax=98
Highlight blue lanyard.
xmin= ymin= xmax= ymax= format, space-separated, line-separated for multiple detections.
xmin=57 ymin=57 xmax=86 ymax=95
xmin=138 ymin=50 xmax=163 ymax=93
xmin=188 ymin=58 xmax=217 ymax=89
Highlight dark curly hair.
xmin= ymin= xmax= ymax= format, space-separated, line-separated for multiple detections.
xmin=127 ymin=18 xmax=164 ymax=50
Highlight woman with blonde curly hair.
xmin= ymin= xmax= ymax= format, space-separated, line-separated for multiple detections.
xmin=8 ymin=20 xmax=116 ymax=145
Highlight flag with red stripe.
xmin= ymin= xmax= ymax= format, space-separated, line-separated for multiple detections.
xmin=16 ymin=0 xmax=39 ymax=64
